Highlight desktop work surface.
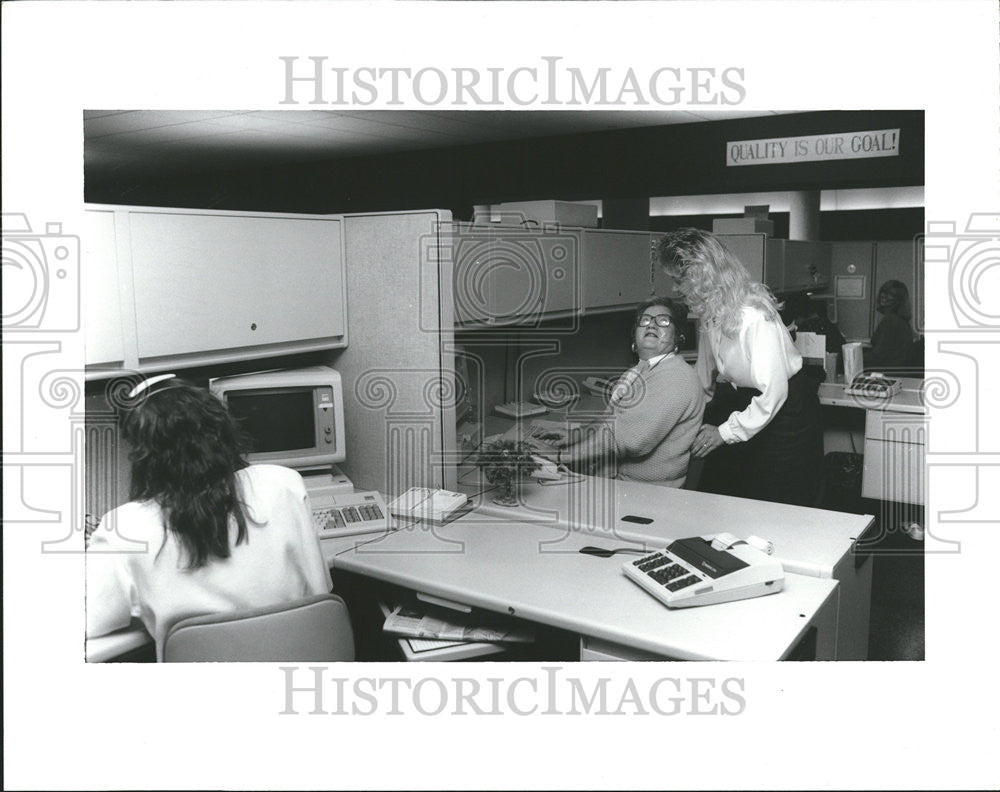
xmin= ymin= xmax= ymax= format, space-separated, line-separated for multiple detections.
xmin=329 ymin=517 xmax=839 ymax=661
xmin=87 ymin=478 xmax=871 ymax=662
xmin=455 ymin=474 xmax=872 ymax=660
xmin=818 ymin=376 xmax=925 ymax=414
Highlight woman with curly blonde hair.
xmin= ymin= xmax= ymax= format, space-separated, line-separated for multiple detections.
xmin=657 ymin=228 xmax=823 ymax=506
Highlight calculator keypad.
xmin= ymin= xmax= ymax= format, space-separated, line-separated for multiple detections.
xmin=632 ymin=552 xmax=704 ymax=592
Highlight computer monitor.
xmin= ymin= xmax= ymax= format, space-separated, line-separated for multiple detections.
xmin=209 ymin=366 xmax=346 ymax=471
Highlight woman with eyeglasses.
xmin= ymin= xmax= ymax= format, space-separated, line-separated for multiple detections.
xmin=86 ymin=376 xmax=333 ymax=660
xmin=554 ymin=297 xmax=705 ymax=488
xmin=657 ymin=228 xmax=823 ymax=507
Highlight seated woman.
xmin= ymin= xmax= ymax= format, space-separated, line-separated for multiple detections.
xmin=86 ymin=375 xmax=333 ymax=661
xmin=866 ymin=279 xmax=916 ymax=371
xmin=555 ymin=297 xmax=705 ymax=488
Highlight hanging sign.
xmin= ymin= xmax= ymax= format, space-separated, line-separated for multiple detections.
xmin=726 ymin=128 xmax=900 ymax=166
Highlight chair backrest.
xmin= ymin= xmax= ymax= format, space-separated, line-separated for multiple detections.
xmin=162 ymin=593 xmax=355 ymax=662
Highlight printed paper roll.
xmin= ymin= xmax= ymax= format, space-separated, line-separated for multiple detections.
xmin=746 ymin=535 xmax=775 ymax=555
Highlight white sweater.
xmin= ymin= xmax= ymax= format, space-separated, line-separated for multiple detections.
xmin=86 ymin=465 xmax=333 ymax=660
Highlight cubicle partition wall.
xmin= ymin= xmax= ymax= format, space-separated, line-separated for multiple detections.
xmin=337 ymin=210 xmax=458 ymax=495
xmin=447 ymin=221 xmax=681 ymax=456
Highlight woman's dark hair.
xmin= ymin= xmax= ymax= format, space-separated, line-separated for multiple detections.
xmin=876 ymin=279 xmax=911 ymax=319
xmin=632 ymin=296 xmax=688 ymax=347
xmin=120 ymin=379 xmax=252 ymax=570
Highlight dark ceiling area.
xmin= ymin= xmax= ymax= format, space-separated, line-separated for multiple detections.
xmin=84 ymin=109 xmax=924 ymax=221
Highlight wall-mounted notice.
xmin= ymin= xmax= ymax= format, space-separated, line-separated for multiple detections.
xmin=726 ymin=128 xmax=900 ymax=167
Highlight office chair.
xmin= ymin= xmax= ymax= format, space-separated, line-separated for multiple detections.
xmin=162 ymin=593 xmax=355 ymax=662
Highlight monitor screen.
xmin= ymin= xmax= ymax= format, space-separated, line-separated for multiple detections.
xmin=209 ymin=366 xmax=346 ymax=469
xmin=227 ymin=389 xmax=315 ymax=454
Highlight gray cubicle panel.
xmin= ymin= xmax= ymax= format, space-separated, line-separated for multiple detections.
xmin=336 ymin=210 xmax=458 ymax=495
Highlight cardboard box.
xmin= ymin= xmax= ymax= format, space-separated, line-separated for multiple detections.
xmin=495 ymin=200 xmax=599 ymax=228
xmin=712 ymin=216 xmax=775 ymax=236
xmin=794 ymin=331 xmax=839 ymax=379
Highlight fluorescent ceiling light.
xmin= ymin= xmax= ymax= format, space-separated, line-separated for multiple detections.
xmin=650 ymin=187 xmax=924 ymax=216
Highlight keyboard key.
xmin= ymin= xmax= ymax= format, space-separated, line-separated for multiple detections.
xmin=649 ymin=564 xmax=686 ymax=584
xmin=636 ymin=554 xmax=667 ymax=572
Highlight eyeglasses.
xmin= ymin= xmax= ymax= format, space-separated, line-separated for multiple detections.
xmin=637 ymin=314 xmax=673 ymax=328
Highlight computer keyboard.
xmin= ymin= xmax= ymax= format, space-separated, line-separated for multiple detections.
xmin=309 ymin=490 xmax=395 ymax=539
xmin=494 ymin=401 xmax=548 ymax=419
xmin=484 ymin=418 xmax=566 ymax=456
xmin=622 ymin=536 xmax=784 ymax=608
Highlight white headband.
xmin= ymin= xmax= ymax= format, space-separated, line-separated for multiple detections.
xmin=127 ymin=373 xmax=177 ymax=400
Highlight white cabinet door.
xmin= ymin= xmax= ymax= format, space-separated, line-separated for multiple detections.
xmin=718 ymin=234 xmax=831 ymax=293
xmin=451 ymin=224 xmax=582 ymax=326
xmin=718 ymin=233 xmax=768 ymax=284
xmin=862 ymin=411 xmax=926 ymax=505
xmin=127 ymin=211 xmax=345 ymax=361
xmin=581 ymin=229 xmax=653 ymax=311
xmin=83 ymin=209 xmax=126 ymax=367
xmin=488 ymin=228 xmax=581 ymax=322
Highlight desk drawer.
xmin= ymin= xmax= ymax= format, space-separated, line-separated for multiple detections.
xmin=865 ymin=411 xmax=926 ymax=444
xmin=863 ymin=438 xmax=925 ymax=504
xmin=580 ymin=635 xmax=671 ymax=662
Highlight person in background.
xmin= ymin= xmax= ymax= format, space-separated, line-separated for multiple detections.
xmin=86 ymin=376 xmax=332 ymax=661
xmin=657 ymin=228 xmax=823 ymax=507
xmin=553 ymin=297 xmax=705 ymax=488
xmin=866 ymin=279 xmax=915 ymax=371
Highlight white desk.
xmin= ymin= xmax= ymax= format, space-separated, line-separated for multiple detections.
xmin=86 ymin=620 xmax=152 ymax=662
xmin=819 ymin=376 xmax=926 ymax=505
xmin=455 ymin=474 xmax=873 ymax=660
xmin=87 ymin=482 xmax=871 ymax=662
xmin=330 ymin=517 xmax=839 ymax=661
xmin=818 ymin=376 xmax=925 ymax=415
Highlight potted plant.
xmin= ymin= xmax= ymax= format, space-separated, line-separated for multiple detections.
xmin=475 ymin=438 xmax=541 ymax=506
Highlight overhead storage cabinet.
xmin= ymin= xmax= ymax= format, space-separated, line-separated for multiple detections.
xmin=84 ymin=206 xmax=347 ymax=376
xmin=83 ymin=208 xmax=127 ymax=368
xmin=719 ymin=233 xmax=832 ymax=292
xmin=580 ymin=229 xmax=656 ymax=311
xmin=451 ymin=222 xmax=583 ymax=326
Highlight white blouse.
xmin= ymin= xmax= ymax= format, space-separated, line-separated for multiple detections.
xmin=86 ymin=464 xmax=333 ymax=659
xmin=696 ymin=305 xmax=803 ymax=443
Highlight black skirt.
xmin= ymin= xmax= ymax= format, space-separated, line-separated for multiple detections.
xmin=700 ymin=368 xmax=823 ymax=507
